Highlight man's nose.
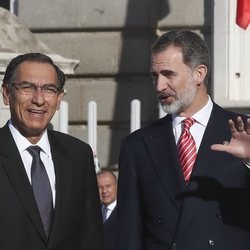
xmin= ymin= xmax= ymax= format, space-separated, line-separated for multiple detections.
xmin=155 ymin=75 xmax=168 ymax=92
xmin=31 ymin=88 xmax=45 ymax=105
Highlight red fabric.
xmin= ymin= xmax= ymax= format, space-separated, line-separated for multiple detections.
xmin=178 ymin=118 xmax=197 ymax=184
xmin=236 ymin=0 xmax=250 ymax=29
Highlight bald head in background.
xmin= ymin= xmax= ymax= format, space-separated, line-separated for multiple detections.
xmin=97 ymin=171 xmax=117 ymax=206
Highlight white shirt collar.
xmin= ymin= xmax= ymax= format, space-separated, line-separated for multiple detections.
xmin=172 ymin=95 xmax=213 ymax=129
xmin=8 ymin=120 xmax=51 ymax=157
xmin=106 ymin=200 xmax=117 ymax=211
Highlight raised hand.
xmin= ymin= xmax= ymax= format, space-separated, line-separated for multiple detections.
xmin=211 ymin=116 xmax=250 ymax=163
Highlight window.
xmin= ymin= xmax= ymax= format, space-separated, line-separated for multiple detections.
xmin=213 ymin=0 xmax=250 ymax=108
xmin=0 ymin=0 xmax=10 ymax=10
xmin=0 ymin=0 xmax=17 ymax=14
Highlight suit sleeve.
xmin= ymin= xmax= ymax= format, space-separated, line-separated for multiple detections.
xmin=117 ymin=138 xmax=143 ymax=250
xmin=81 ymin=145 xmax=104 ymax=250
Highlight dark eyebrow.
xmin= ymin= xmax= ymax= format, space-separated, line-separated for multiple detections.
xmin=19 ymin=81 xmax=58 ymax=86
xmin=159 ymin=69 xmax=176 ymax=76
xmin=18 ymin=81 xmax=33 ymax=85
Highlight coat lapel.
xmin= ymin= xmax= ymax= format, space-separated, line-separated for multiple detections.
xmin=0 ymin=125 xmax=47 ymax=242
xmin=105 ymin=206 xmax=117 ymax=225
xmin=143 ymin=115 xmax=186 ymax=209
xmin=47 ymin=132 xmax=73 ymax=243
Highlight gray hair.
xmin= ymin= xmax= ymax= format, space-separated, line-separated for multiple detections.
xmin=151 ymin=30 xmax=210 ymax=85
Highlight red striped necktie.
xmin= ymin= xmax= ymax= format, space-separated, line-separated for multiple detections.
xmin=178 ymin=118 xmax=197 ymax=183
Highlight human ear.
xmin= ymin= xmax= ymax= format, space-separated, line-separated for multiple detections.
xmin=193 ymin=65 xmax=207 ymax=85
xmin=2 ymin=83 xmax=10 ymax=106
xmin=56 ymin=91 xmax=65 ymax=110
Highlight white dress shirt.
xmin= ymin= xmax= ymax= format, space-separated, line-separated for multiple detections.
xmin=172 ymin=95 xmax=213 ymax=151
xmin=171 ymin=97 xmax=250 ymax=169
xmin=8 ymin=120 xmax=56 ymax=207
xmin=105 ymin=200 xmax=117 ymax=220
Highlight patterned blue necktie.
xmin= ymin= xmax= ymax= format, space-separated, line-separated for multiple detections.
xmin=102 ymin=205 xmax=109 ymax=223
xmin=27 ymin=146 xmax=53 ymax=237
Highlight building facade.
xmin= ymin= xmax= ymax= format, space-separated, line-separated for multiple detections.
xmin=0 ymin=0 xmax=249 ymax=169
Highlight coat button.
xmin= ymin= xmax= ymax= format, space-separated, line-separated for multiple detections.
xmin=171 ymin=242 xmax=176 ymax=250
xmin=157 ymin=217 xmax=166 ymax=224
xmin=216 ymin=211 xmax=222 ymax=218
xmin=208 ymin=240 xmax=215 ymax=246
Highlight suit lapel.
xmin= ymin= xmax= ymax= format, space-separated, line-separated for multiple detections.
xmin=47 ymin=132 xmax=73 ymax=242
xmin=143 ymin=115 xmax=186 ymax=209
xmin=0 ymin=125 xmax=47 ymax=242
xmin=104 ymin=206 xmax=117 ymax=225
xmin=175 ymin=104 xmax=233 ymax=239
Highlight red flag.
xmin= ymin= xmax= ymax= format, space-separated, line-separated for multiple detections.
xmin=236 ymin=0 xmax=250 ymax=29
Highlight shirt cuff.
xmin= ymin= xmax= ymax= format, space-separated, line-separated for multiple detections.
xmin=243 ymin=160 xmax=250 ymax=169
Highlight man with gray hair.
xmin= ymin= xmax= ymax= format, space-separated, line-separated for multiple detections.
xmin=117 ymin=30 xmax=250 ymax=250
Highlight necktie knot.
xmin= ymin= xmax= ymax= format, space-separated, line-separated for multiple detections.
xmin=27 ymin=146 xmax=41 ymax=158
xmin=182 ymin=117 xmax=195 ymax=132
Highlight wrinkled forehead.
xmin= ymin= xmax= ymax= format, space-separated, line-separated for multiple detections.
xmin=16 ymin=61 xmax=58 ymax=83
xmin=97 ymin=174 xmax=117 ymax=186
xmin=150 ymin=47 xmax=184 ymax=73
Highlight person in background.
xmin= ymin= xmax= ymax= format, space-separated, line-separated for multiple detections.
xmin=0 ymin=52 xmax=103 ymax=250
xmin=116 ymin=29 xmax=250 ymax=250
xmin=97 ymin=170 xmax=117 ymax=250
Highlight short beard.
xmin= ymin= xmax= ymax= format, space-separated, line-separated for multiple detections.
xmin=160 ymin=82 xmax=197 ymax=115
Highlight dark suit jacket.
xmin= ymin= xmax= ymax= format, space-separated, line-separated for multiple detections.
xmin=0 ymin=124 xmax=104 ymax=250
xmin=103 ymin=206 xmax=117 ymax=250
xmin=117 ymin=103 xmax=250 ymax=250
